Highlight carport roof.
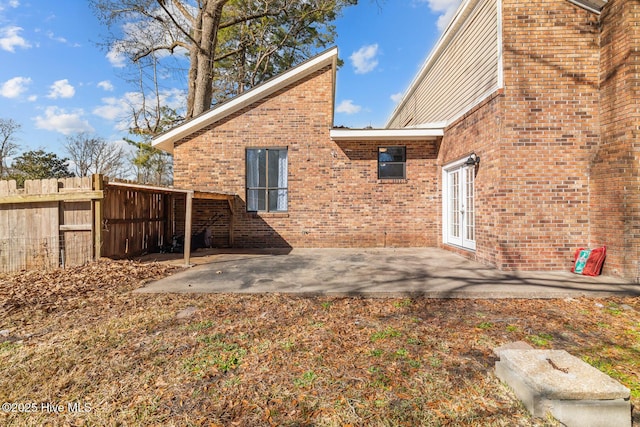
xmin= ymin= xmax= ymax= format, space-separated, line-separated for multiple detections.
xmin=106 ymin=180 xmax=235 ymax=200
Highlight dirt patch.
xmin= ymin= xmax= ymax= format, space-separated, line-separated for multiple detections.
xmin=0 ymin=260 xmax=638 ymax=426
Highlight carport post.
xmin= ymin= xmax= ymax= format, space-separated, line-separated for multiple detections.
xmin=227 ymin=197 xmax=235 ymax=247
xmin=184 ymin=190 xmax=194 ymax=266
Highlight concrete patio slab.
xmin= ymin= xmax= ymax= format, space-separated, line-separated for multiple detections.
xmin=134 ymin=248 xmax=639 ymax=298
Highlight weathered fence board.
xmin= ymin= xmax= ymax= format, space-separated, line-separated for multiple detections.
xmin=61 ymin=200 xmax=92 ymax=267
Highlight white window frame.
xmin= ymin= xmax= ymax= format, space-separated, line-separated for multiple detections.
xmin=246 ymin=147 xmax=288 ymax=212
xmin=442 ymin=157 xmax=476 ymax=251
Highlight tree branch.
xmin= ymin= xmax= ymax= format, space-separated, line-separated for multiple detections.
xmin=169 ymin=0 xmax=196 ymax=27
xmin=219 ymin=6 xmax=287 ymax=30
xmin=132 ymin=41 xmax=187 ymax=62
xmin=155 ymin=0 xmax=199 ymax=46
xmin=213 ymin=46 xmax=244 ymax=63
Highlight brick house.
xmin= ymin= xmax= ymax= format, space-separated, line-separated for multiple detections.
xmin=153 ymin=0 xmax=639 ymax=282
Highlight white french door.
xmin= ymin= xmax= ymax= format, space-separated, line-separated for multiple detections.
xmin=443 ymin=160 xmax=475 ymax=250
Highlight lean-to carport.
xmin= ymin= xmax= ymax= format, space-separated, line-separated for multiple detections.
xmin=103 ymin=180 xmax=235 ymax=267
xmin=0 ymin=174 xmax=235 ymax=272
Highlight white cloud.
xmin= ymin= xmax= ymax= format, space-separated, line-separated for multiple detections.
xmin=47 ymin=79 xmax=75 ymax=99
xmin=0 ymin=1 xmax=20 ymax=12
xmin=422 ymin=0 xmax=463 ymax=32
xmin=159 ymin=87 xmax=188 ymax=111
xmin=106 ymin=49 xmax=126 ymax=68
xmin=0 ymin=26 xmax=31 ymax=52
xmin=93 ymin=88 xmax=187 ymax=131
xmin=40 ymin=28 xmax=81 ymax=48
xmin=34 ymin=106 xmax=94 ymax=135
xmin=336 ymin=100 xmax=362 ymax=115
xmin=350 ymin=44 xmax=379 ymax=75
xmin=390 ymin=92 xmax=403 ymax=104
xmin=0 ymin=76 xmax=31 ymax=98
xmin=97 ymin=80 xmax=114 ymax=91
xmin=46 ymin=31 xmax=67 ymax=44
xmin=93 ymin=96 xmax=127 ymax=122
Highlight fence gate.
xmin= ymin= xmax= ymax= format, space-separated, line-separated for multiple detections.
xmin=0 ymin=176 xmax=102 ymax=273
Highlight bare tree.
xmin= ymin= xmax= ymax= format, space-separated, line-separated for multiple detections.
xmin=0 ymin=118 xmax=21 ymax=178
xmin=64 ymin=133 xmax=126 ymax=178
xmin=91 ymin=0 xmax=356 ymax=124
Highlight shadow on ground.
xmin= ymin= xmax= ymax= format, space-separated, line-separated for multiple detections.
xmin=135 ymin=248 xmax=639 ymax=298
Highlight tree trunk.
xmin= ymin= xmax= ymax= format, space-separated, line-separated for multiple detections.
xmin=186 ymin=0 xmax=228 ymax=119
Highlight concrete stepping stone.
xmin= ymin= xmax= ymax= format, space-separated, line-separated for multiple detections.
xmin=495 ymin=346 xmax=631 ymax=427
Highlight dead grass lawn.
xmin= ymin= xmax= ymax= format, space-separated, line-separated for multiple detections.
xmin=0 ymin=260 xmax=638 ymax=426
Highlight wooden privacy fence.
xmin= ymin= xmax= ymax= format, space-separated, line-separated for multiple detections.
xmin=0 ymin=176 xmax=101 ymax=272
xmin=0 ymin=175 xmax=176 ymax=273
xmin=0 ymin=174 xmax=235 ymax=273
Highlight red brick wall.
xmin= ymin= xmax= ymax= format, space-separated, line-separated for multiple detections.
xmin=439 ymin=0 xmax=638 ymax=279
xmin=438 ymin=0 xmax=602 ymax=271
xmin=173 ymin=66 xmax=440 ymax=248
xmin=439 ymin=92 xmax=503 ymax=267
xmin=591 ymin=0 xmax=640 ymax=281
xmin=496 ymin=0 xmax=601 ymax=270
xmin=171 ymin=198 xmax=231 ymax=248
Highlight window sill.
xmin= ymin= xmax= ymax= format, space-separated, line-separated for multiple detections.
xmin=250 ymin=212 xmax=290 ymax=218
xmin=377 ymin=179 xmax=408 ymax=184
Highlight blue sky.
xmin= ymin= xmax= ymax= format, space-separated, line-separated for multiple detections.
xmin=0 ymin=0 xmax=461 ymax=160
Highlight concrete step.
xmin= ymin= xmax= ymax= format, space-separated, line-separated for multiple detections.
xmin=494 ymin=344 xmax=631 ymax=427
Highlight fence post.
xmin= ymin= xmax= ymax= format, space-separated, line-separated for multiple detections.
xmin=93 ymin=174 xmax=104 ymax=261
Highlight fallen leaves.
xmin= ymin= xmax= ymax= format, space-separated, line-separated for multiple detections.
xmin=0 ymin=260 xmax=638 ymax=426
xmin=0 ymin=259 xmax=180 ymax=318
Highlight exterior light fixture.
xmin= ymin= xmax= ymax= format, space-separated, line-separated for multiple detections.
xmin=465 ymin=152 xmax=480 ymax=167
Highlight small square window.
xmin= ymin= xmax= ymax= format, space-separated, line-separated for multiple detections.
xmin=378 ymin=146 xmax=406 ymax=179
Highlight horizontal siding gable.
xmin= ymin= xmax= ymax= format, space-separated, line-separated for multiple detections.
xmin=388 ymin=0 xmax=500 ymax=128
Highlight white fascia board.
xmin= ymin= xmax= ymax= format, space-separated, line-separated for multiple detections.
xmin=497 ymin=0 xmax=504 ymax=89
xmin=153 ymin=47 xmax=338 ymax=154
xmin=330 ymin=127 xmax=444 ymax=141
xmin=385 ymin=0 xmax=479 ymax=128
xmin=567 ymin=0 xmax=607 ymax=14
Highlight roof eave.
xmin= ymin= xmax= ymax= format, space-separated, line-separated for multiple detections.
xmin=153 ymin=47 xmax=339 ymax=154
xmin=330 ymin=127 xmax=444 ymax=141
xmin=567 ymin=0 xmax=608 ymax=14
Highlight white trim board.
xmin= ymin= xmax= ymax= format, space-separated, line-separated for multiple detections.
xmin=330 ymin=126 xmax=444 ymax=141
